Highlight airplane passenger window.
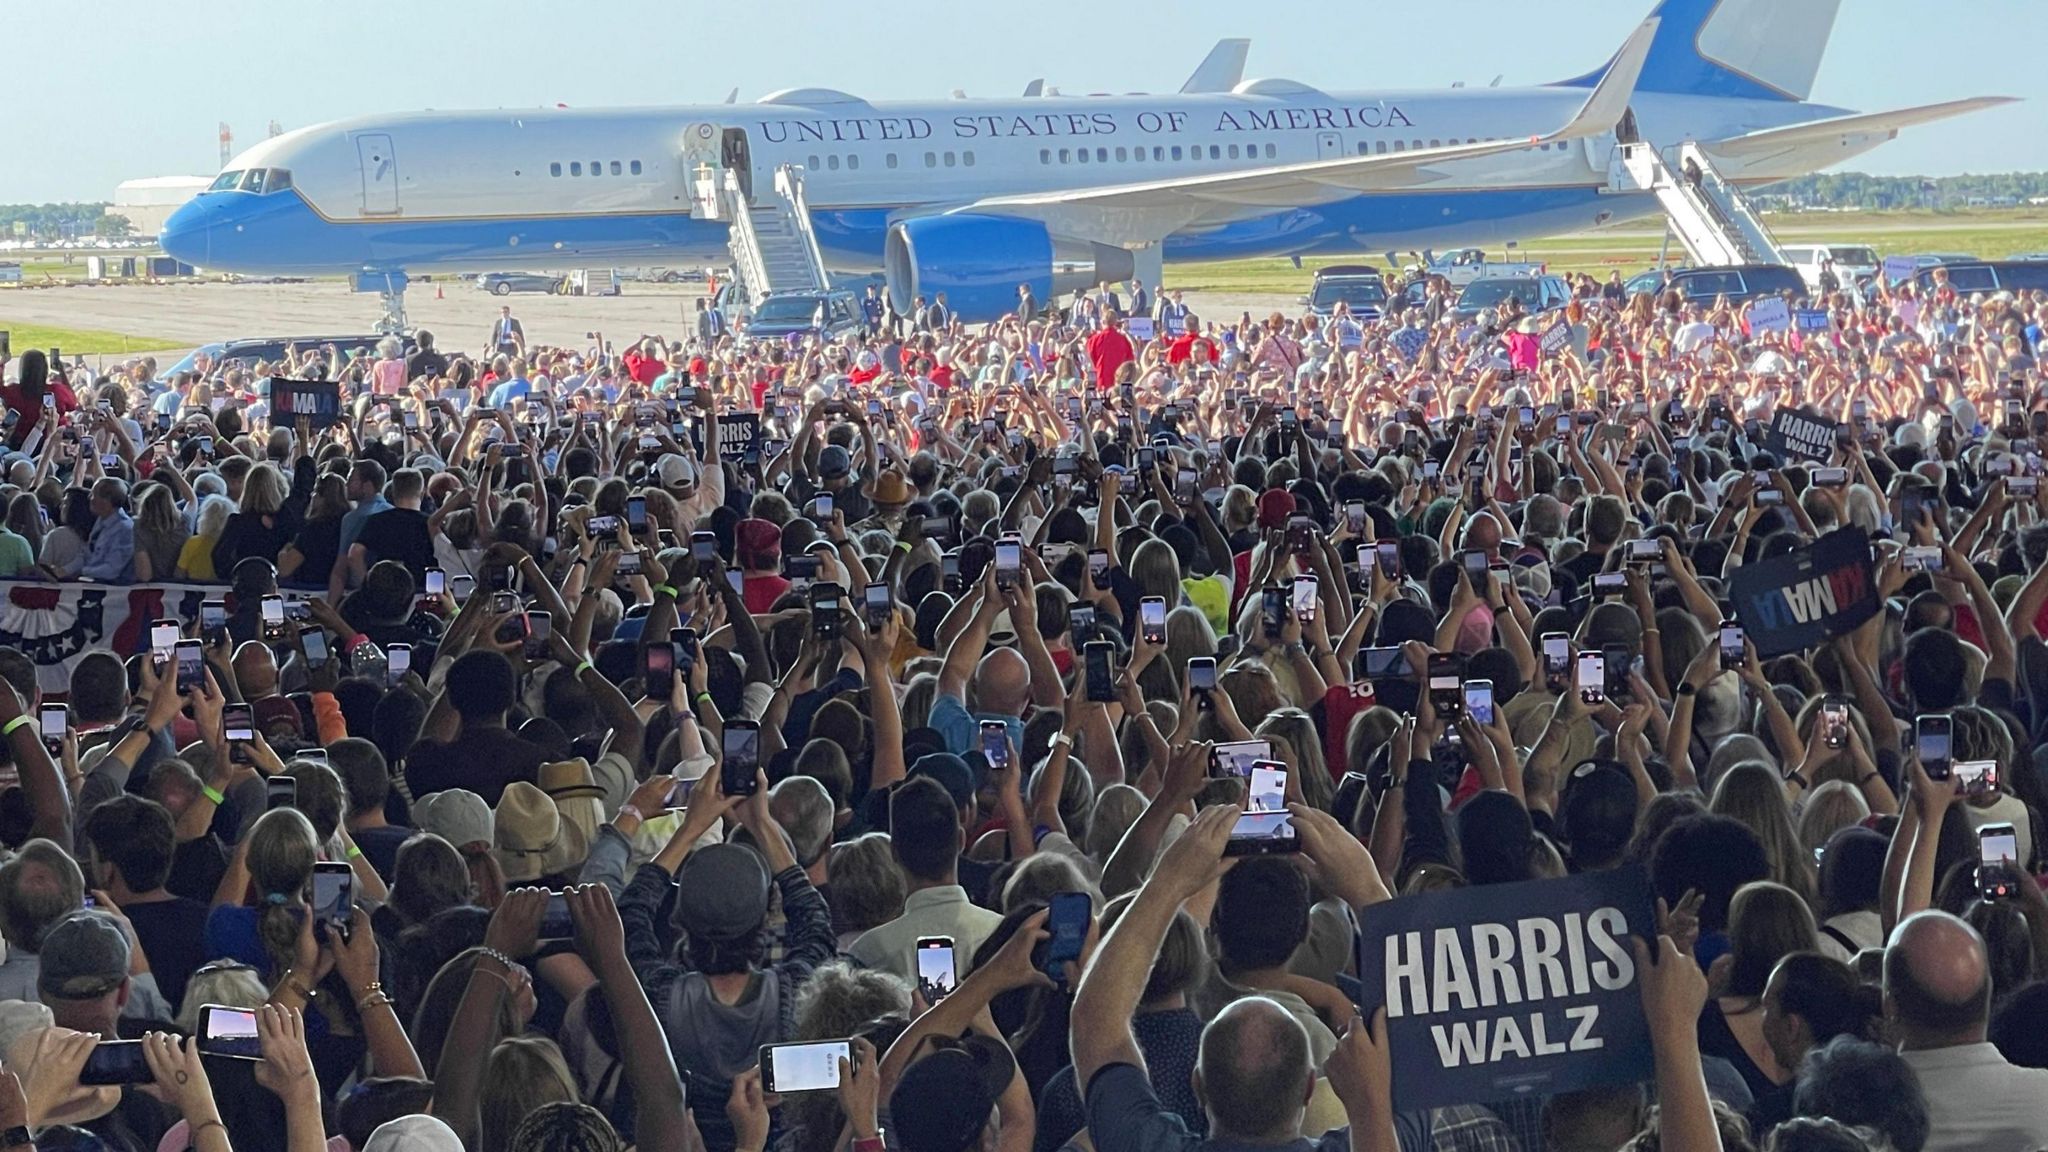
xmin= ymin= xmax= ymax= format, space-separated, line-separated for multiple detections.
xmin=630 ymin=160 xmax=642 ymax=175
xmin=1040 ymin=149 xmax=1051 ymax=165
xmin=1376 ymin=141 xmax=1387 ymax=154
xmin=1412 ymin=140 xmax=1423 ymax=149
xmin=551 ymin=163 xmax=563 ymax=177
xmin=1153 ymin=147 xmax=1164 ymax=160
xmin=1265 ymin=144 xmax=1276 ymax=158
xmin=1208 ymin=145 xmax=1220 ymax=159
xmin=887 ymin=154 xmax=898 ymax=168
xmin=1357 ymin=143 xmax=1367 ymax=155
xmin=1096 ymin=148 xmax=1107 ymax=163
xmin=1430 ymin=139 xmax=1441 ymax=148
xmin=1391 ymin=141 xmax=1404 ymax=152
xmin=1228 ymin=144 xmax=1239 ymax=159
xmin=1077 ymin=149 xmax=1088 ymax=164
xmin=924 ymin=152 xmax=936 ymax=167
xmin=809 ymin=155 xmax=821 ymax=170
xmin=847 ymin=154 xmax=859 ymax=170
xmin=610 ymin=161 xmax=622 ymax=175
xmin=1115 ymin=147 xmax=1127 ymax=162
xmin=944 ymin=152 xmax=956 ymax=167
xmin=1060 ymin=149 xmax=1071 ymax=163
xmin=570 ymin=162 xmax=582 ymax=176
xmin=1171 ymin=146 xmax=1182 ymax=160
xmin=827 ymin=155 xmax=839 ymax=170
xmin=963 ymin=151 xmax=974 ymax=166
xmin=590 ymin=161 xmax=601 ymax=175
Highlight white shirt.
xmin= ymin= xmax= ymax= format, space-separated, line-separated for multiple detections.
xmin=1674 ymin=321 xmax=1719 ymax=353
xmin=1901 ymin=1042 xmax=2048 ymax=1152
xmin=847 ymin=885 xmax=1002 ymax=985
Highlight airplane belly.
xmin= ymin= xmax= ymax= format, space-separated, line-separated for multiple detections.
xmin=1165 ymin=187 xmax=1657 ymax=262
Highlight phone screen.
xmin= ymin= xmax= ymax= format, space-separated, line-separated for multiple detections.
xmin=223 ymin=704 xmax=254 ymax=744
xmin=1140 ymin=597 xmax=1166 ymax=644
xmin=174 ymin=641 xmax=204 ymax=694
xmin=80 ymin=1040 xmax=153 ymax=1086
xmin=628 ymin=496 xmax=648 ymax=531
xmin=267 ymin=776 xmax=297 ymax=811
xmin=1247 ymin=762 xmax=1288 ymax=813
xmin=1542 ymin=634 xmax=1570 ymax=676
xmin=722 ymin=724 xmax=762 ymax=796
xmin=980 ymin=722 xmax=1010 ymax=769
xmin=645 ymin=643 xmax=675 ymax=697
xmin=1043 ymin=891 xmax=1091 ymax=970
xmin=1956 ymin=760 xmax=1999 ymax=797
xmin=301 ymin=627 xmax=329 ymax=668
xmin=1577 ymin=652 xmax=1606 ymax=705
xmin=1719 ymin=624 xmax=1745 ymax=668
xmin=1917 ymin=716 xmax=1953 ymax=779
xmin=311 ymin=863 xmax=353 ymax=927
xmin=540 ymin=891 xmax=574 ymax=939
xmin=863 ymin=583 xmax=891 ymax=625
xmin=150 ymin=620 xmax=179 ymax=662
xmin=1089 ymin=550 xmax=1112 ymax=590
xmin=1210 ymin=740 xmax=1272 ymax=779
xmin=761 ymin=1041 xmax=851 ymax=1094
xmin=424 ymin=568 xmax=446 ymax=596
xmin=1188 ymin=657 xmax=1218 ymax=693
xmin=39 ymin=705 xmax=65 ymax=743
xmin=523 ymin=612 xmax=552 ymax=660
xmin=915 ymin=938 xmax=957 ymax=1002
xmin=1463 ymin=681 xmax=1495 ymax=725
xmin=387 ymin=644 xmax=412 ymax=686
xmin=995 ymin=541 xmax=1023 ymax=587
xmin=1982 ymin=826 xmax=2019 ymax=871
xmin=1376 ymin=542 xmax=1400 ymax=579
xmin=261 ymin=596 xmax=285 ymax=625
xmin=198 ymin=1006 xmax=261 ymax=1060
xmin=1291 ymin=576 xmax=1317 ymax=623
xmin=1085 ymin=642 xmax=1116 ymax=702
xmin=1226 ymin=809 xmax=1298 ymax=855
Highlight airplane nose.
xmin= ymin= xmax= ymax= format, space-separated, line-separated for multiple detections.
xmin=158 ymin=199 xmax=212 ymax=267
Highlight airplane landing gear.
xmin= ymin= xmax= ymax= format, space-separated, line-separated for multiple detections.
xmin=352 ymin=270 xmax=412 ymax=335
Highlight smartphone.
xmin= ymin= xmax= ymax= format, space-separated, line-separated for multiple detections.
xmin=301 ymin=626 xmax=328 ymax=669
xmin=1427 ymin=652 xmax=1464 ymax=719
xmin=1541 ymin=632 xmax=1570 ymax=681
xmin=810 ymin=582 xmax=843 ymax=638
xmin=522 ymin=611 xmax=552 ymax=662
xmin=1813 ymin=467 xmax=1849 ymax=488
xmin=1627 ymin=539 xmax=1661 ymax=564
xmin=1084 ymin=640 xmax=1116 ymax=703
xmin=200 ymin=598 xmax=228 ymax=644
xmin=863 ymin=583 xmax=891 ymax=630
xmin=1916 ymin=713 xmax=1953 ymax=781
xmin=310 ymin=860 xmax=354 ymax=934
xmin=1187 ymin=656 xmax=1218 ymax=694
xmin=995 ymin=539 xmax=1023 ymax=590
xmin=1576 ymin=651 xmax=1607 ymax=706
xmin=722 ymin=720 xmax=762 ymax=797
xmin=450 ymin=574 xmax=476 ymax=602
xmin=759 ymin=1040 xmax=852 ymax=1094
xmin=980 ymin=720 xmax=1010 ymax=770
xmin=172 ymin=639 xmax=204 ymax=694
xmin=627 ymin=495 xmax=649 ymax=532
xmin=539 ymin=891 xmax=574 ymax=940
xmin=1069 ymin=603 xmax=1096 ymax=644
xmin=1463 ymin=680 xmax=1495 ymax=726
xmin=1176 ymin=469 xmax=1197 ymax=506
xmin=1979 ymin=823 xmax=2021 ymax=900
xmin=223 ymin=702 xmax=254 ymax=765
xmin=1902 ymin=545 xmax=1943 ymax=573
xmin=672 ymin=627 xmax=699 ymax=684
xmin=149 ymin=619 xmax=179 ymax=667
xmin=1226 ymin=809 xmax=1299 ymax=855
xmin=1822 ymin=698 xmax=1849 ymax=749
xmin=1345 ymin=501 xmax=1367 ymax=535
xmin=1376 ymin=541 xmax=1401 ymax=580
xmin=260 ymin=594 xmax=286 ymax=640
xmin=915 ymin=936 xmax=958 ymax=1002
xmin=196 ymin=1004 xmax=262 ymax=1061
xmin=79 ymin=1040 xmax=153 ymax=1086
xmin=1592 ymin=572 xmax=1628 ymax=599
xmin=267 ymin=775 xmax=298 ymax=812
xmin=1260 ymin=586 xmax=1287 ymax=639
xmin=1209 ymin=739 xmax=1273 ymax=780
xmin=1291 ymin=575 xmax=1318 ymax=626
xmin=812 ymin=492 xmax=834 ymax=520
xmin=1755 ymin=488 xmax=1785 ymax=507
xmin=1956 ymin=759 xmax=1999 ymax=798
xmin=691 ymin=530 xmax=718 ymax=564
xmin=1246 ymin=761 xmax=1288 ymax=814
xmin=1462 ymin=550 xmax=1489 ymax=583
xmin=387 ymin=643 xmax=412 ymax=687
xmin=643 ymin=641 xmax=676 ymax=700
xmin=1717 ymin=621 xmax=1745 ymax=670
xmin=423 ymin=567 xmax=446 ymax=597
xmin=1139 ymin=596 xmax=1166 ymax=646
xmin=1041 ymin=891 xmax=1091 ymax=983
xmin=1358 ymin=645 xmax=1406 ymax=680
xmin=1088 ymin=549 xmax=1112 ymax=591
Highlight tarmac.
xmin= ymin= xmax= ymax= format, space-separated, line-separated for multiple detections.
xmin=0 ymin=279 xmax=1297 ymax=368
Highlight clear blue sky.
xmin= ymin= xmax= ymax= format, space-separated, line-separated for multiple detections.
xmin=12 ymin=0 xmax=2042 ymax=202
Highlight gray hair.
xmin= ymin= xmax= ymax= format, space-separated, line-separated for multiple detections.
xmin=768 ymin=776 xmax=834 ymax=867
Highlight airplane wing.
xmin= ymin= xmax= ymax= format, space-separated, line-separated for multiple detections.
xmin=1181 ymin=39 xmax=1250 ymax=94
xmin=1709 ymin=96 xmax=2018 ymax=157
xmin=955 ymin=16 xmax=1655 ymax=242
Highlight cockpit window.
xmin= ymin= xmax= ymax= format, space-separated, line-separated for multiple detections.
xmin=267 ymin=169 xmax=292 ymax=192
xmin=207 ymin=170 xmax=245 ymax=192
xmin=240 ymin=170 xmax=268 ymax=194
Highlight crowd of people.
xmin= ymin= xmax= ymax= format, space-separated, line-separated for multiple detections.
xmin=0 ymin=256 xmax=2032 ymax=1152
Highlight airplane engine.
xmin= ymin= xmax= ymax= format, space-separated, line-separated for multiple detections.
xmin=884 ymin=215 xmax=1134 ymax=324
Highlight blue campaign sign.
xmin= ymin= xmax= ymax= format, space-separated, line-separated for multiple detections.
xmin=1355 ymin=865 xmax=1657 ymax=1112
xmin=1728 ymin=526 xmax=1877 ymax=658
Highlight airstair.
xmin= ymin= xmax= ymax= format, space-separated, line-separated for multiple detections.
xmin=1609 ymin=140 xmax=1783 ymax=267
xmin=692 ymin=162 xmax=830 ymax=302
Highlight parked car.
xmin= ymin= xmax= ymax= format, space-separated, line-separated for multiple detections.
xmin=1302 ymin=265 xmax=1390 ymax=319
xmin=478 ymin=272 xmax=564 ymax=296
xmin=1777 ymin=244 xmax=1880 ymax=293
xmin=1451 ymin=274 xmax=1570 ymax=321
xmin=1623 ymin=264 xmax=1805 ymax=306
xmin=1407 ymin=247 xmax=1545 ymax=287
xmin=1911 ymin=261 xmax=2048 ymax=296
xmin=156 ymin=334 xmax=414 ymax=386
xmin=742 ymin=290 xmax=862 ymax=341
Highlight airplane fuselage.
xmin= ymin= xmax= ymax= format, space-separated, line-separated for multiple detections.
xmin=161 ymin=82 xmax=1859 ymax=286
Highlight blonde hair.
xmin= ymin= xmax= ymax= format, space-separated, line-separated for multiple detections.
xmin=479 ymin=1036 xmax=579 ymax=1152
xmin=239 ymin=463 xmax=289 ymax=518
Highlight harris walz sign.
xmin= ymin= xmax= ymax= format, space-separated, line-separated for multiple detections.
xmin=1728 ymin=526 xmax=1877 ymax=658
xmin=1763 ymin=406 xmax=1838 ymax=465
xmin=1354 ymin=866 xmax=1657 ymax=1112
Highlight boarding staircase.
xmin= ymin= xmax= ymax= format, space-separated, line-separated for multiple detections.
xmin=691 ymin=162 xmax=831 ymax=303
xmin=1609 ymin=140 xmax=1783 ymax=267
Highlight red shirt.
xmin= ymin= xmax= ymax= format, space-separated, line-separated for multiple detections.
xmin=1167 ymin=334 xmax=1218 ymax=366
xmin=1086 ymin=328 xmax=1136 ymax=388
xmin=849 ymin=364 xmax=882 ymax=388
xmin=623 ymin=350 xmax=663 ymax=388
xmin=743 ymin=573 xmax=792 ymax=614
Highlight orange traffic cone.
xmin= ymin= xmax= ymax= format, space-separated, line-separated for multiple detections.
xmin=436 ymin=285 xmax=444 ymax=299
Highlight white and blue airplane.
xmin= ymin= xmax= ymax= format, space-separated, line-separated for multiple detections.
xmin=159 ymin=0 xmax=2010 ymax=325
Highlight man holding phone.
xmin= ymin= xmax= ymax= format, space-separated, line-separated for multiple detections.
xmin=929 ymin=565 xmax=1055 ymax=758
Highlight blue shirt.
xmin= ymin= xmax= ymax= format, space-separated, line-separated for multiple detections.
xmin=930 ymin=691 xmax=1025 ymax=758
xmin=488 ymin=375 xmax=532 ymax=407
xmin=337 ymin=495 xmax=391 ymax=559
xmin=82 ymin=510 xmax=136 ymax=583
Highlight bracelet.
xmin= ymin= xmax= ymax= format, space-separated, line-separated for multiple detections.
xmin=1858 ymin=771 xmax=1881 ymax=785
xmin=576 ymin=660 xmax=595 ymax=677
xmin=477 ymin=946 xmax=519 ymax=973
xmin=201 ymin=784 xmax=226 ymax=805
xmin=280 ymin=972 xmax=318 ymax=1002
xmin=568 ymin=557 xmax=588 ymax=568
xmin=895 ymin=540 xmax=913 ymax=553
xmin=695 ymin=691 xmax=714 ymax=707
xmin=852 ymin=1136 xmax=886 ymax=1152
xmin=0 ymin=716 xmax=28 ymax=737
xmin=653 ymin=583 xmax=679 ymax=599
xmin=190 ymin=1119 xmax=226 ymax=1142
xmin=617 ymin=804 xmax=645 ymax=824
xmin=346 ymin=843 xmax=363 ymax=860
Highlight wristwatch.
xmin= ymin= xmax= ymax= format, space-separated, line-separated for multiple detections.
xmin=0 ymin=1125 xmax=31 ymax=1150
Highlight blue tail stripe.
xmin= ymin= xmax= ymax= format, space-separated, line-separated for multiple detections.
xmin=1553 ymin=0 xmax=1793 ymax=103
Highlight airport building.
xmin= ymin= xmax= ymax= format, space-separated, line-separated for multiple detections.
xmin=110 ymin=176 xmax=212 ymax=237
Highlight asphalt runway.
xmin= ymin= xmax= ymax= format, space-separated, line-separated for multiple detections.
xmin=0 ymin=279 xmax=1295 ymax=367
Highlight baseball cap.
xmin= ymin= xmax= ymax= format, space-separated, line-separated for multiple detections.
xmin=363 ymin=1114 xmax=466 ymax=1152
xmin=890 ymin=1035 xmax=1015 ymax=1152
xmin=39 ymin=912 xmax=131 ymax=1000
xmin=414 ymin=790 xmax=494 ymax=851
xmin=657 ymin=453 xmax=698 ymax=488
xmin=1256 ymin=488 xmax=1296 ymax=531
xmin=674 ymin=843 xmax=772 ymax=941
xmin=819 ymin=445 xmax=853 ymax=478
xmin=910 ymin=752 xmax=976 ymax=808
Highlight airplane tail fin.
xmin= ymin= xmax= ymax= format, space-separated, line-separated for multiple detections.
xmin=1554 ymin=0 xmax=1841 ymax=102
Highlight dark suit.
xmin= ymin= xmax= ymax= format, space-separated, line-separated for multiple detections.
xmin=487 ymin=317 xmax=524 ymax=356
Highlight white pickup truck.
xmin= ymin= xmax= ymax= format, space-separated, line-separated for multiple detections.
xmin=1403 ymin=247 xmax=1545 ymax=287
